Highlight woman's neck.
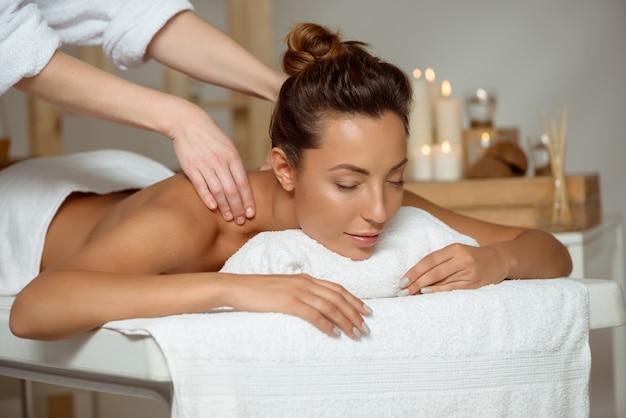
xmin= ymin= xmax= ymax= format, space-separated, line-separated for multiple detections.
xmin=245 ymin=170 xmax=299 ymax=233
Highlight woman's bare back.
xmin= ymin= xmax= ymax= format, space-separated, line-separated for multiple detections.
xmin=40 ymin=171 xmax=280 ymax=274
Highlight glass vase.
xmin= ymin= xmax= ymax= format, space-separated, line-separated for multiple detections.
xmin=536 ymin=157 xmax=574 ymax=232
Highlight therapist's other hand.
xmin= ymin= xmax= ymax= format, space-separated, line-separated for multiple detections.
xmin=398 ymin=243 xmax=507 ymax=295
xmin=171 ymin=101 xmax=255 ymax=225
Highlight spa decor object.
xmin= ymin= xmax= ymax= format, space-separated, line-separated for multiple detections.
xmin=464 ymin=88 xmax=497 ymax=128
xmin=466 ymin=141 xmax=528 ymax=179
xmin=536 ymin=106 xmax=576 ymax=232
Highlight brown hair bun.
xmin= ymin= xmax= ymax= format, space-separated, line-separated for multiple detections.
xmin=282 ymin=23 xmax=366 ymax=76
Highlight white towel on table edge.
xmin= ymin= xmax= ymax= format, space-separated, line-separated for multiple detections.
xmin=105 ymin=278 xmax=590 ymax=418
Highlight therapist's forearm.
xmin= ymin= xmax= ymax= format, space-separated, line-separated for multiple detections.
xmin=147 ymin=10 xmax=286 ymax=102
xmin=15 ymin=51 xmax=190 ymax=138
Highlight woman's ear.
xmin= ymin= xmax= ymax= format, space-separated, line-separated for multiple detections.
xmin=271 ymin=148 xmax=296 ymax=192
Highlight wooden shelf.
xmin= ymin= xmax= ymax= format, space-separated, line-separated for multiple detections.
xmin=405 ymin=174 xmax=601 ymax=230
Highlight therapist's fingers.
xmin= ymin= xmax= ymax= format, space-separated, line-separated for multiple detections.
xmin=173 ymin=125 xmax=255 ymax=223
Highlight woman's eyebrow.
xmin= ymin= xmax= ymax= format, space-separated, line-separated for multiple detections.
xmin=390 ymin=158 xmax=408 ymax=172
xmin=328 ymin=163 xmax=369 ymax=175
xmin=328 ymin=158 xmax=408 ymax=176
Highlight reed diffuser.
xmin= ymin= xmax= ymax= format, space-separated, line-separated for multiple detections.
xmin=537 ymin=106 xmax=573 ymax=232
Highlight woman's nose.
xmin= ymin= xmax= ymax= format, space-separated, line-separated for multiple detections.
xmin=362 ymin=188 xmax=387 ymax=224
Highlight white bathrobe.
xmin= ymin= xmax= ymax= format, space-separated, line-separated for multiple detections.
xmin=0 ymin=0 xmax=193 ymax=94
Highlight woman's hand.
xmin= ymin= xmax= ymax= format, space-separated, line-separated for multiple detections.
xmin=169 ymin=101 xmax=255 ymax=224
xmin=398 ymin=244 xmax=508 ymax=295
xmin=223 ymin=273 xmax=372 ymax=339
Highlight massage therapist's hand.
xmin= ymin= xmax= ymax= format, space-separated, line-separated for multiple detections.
xmin=224 ymin=273 xmax=372 ymax=339
xmin=398 ymin=244 xmax=507 ymax=295
xmin=170 ymin=99 xmax=255 ymax=225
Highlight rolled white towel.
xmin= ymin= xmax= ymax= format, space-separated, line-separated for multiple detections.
xmin=220 ymin=206 xmax=478 ymax=299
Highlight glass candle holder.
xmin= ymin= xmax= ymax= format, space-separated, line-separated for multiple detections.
xmin=464 ymin=88 xmax=497 ymax=128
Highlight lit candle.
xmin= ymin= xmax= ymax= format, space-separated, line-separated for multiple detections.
xmin=434 ymin=140 xmax=463 ymax=181
xmin=408 ymin=143 xmax=433 ymax=181
xmin=408 ymin=68 xmax=432 ymax=149
xmin=424 ymin=68 xmax=440 ymax=133
xmin=436 ymin=79 xmax=463 ymax=147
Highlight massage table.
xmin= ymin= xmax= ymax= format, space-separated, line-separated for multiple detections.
xmin=0 ymin=278 xmax=625 ymax=416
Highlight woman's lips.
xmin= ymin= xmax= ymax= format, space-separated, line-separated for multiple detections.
xmin=345 ymin=232 xmax=380 ymax=247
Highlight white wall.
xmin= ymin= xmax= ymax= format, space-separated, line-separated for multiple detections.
xmin=272 ymin=0 xmax=626 ymax=268
xmin=5 ymin=0 xmax=624 ymax=230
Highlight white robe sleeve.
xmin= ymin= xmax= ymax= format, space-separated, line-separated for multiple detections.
xmin=0 ymin=0 xmax=194 ymax=95
xmin=0 ymin=0 xmax=61 ymax=95
xmin=37 ymin=0 xmax=194 ymax=70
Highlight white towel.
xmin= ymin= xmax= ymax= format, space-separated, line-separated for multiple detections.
xmin=106 ymin=279 xmax=590 ymax=418
xmin=0 ymin=149 xmax=173 ymax=296
xmin=221 ymin=206 xmax=478 ymax=299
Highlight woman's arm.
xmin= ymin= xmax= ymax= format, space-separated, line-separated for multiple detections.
xmin=15 ymin=50 xmax=254 ymax=223
xmin=400 ymin=190 xmax=573 ymax=294
xmin=9 ymin=204 xmax=369 ymax=341
xmin=147 ymin=11 xmax=286 ymax=102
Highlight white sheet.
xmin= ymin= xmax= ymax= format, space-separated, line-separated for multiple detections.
xmin=0 ymin=149 xmax=173 ymax=296
xmin=106 ymin=279 xmax=592 ymax=418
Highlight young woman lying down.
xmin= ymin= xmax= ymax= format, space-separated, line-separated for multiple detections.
xmin=3 ymin=23 xmax=572 ymax=341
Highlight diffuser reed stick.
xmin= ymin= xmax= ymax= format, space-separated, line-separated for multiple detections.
xmin=540 ymin=105 xmax=572 ymax=230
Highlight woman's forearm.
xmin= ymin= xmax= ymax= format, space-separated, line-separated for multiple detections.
xmin=14 ymin=50 xmax=194 ymax=138
xmin=488 ymin=229 xmax=573 ymax=280
xmin=147 ymin=11 xmax=286 ymax=102
xmin=9 ymin=269 xmax=231 ymax=340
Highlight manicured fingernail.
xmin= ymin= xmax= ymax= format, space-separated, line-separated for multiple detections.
xmin=363 ymin=304 xmax=373 ymax=315
xmin=420 ymin=287 xmax=432 ymax=294
xmin=333 ymin=326 xmax=341 ymax=337
xmin=246 ymin=207 xmax=255 ymax=218
xmin=397 ymin=288 xmax=410 ymax=297
xmin=224 ymin=211 xmax=233 ymax=221
xmin=235 ymin=216 xmax=245 ymax=225
xmin=399 ymin=277 xmax=410 ymax=287
xmin=362 ymin=322 xmax=371 ymax=335
xmin=352 ymin=327 xmax=362 ymax=339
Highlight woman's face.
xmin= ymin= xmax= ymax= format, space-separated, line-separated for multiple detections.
xmin=293 ymin=111 xmax=407 ymax=260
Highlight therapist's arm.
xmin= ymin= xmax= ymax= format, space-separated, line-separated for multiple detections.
xmin=147 ymin=10 xmax=286 ymax=102
xmin=15 ymin=51 xmax=253 ymax=224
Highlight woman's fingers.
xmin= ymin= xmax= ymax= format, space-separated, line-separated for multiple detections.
xmin=304 ymin=281 xmax=372 ymax=339
xmin=399 ymin=244 xmax=505 ymax=295
xmin=230 ymin=274 xmax=371 ymax=339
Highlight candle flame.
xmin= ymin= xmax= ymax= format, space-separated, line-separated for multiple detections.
xmin=425 ymin=68 xmax=435 ymax=83
xmin=412 ymin=68 xmax=422 ymax=79
xmin=476 ymin=88 xmax=488 ymax=101
xmin=420 ymin=143 xmax=431 ymax=156
xmin=441 ymin=80 xmax=451 ymax=98
xmin=441 ymin=140 xmax=451 ymax=154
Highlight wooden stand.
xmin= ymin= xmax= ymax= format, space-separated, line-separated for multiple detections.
xmin=405 ymin=173 xmax=601 ymax=230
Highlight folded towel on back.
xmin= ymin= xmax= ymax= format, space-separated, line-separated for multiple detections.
xmin=221 ymin=206 xmax=478 ymax=299
xmin=0 ymin=150 xmax=173 ymax=296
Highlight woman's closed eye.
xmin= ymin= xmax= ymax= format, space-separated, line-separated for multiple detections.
xmin=386 ymin=179 xmax=405 ymax=188
xmin=336 ymin=183 xmax=359 ymax=191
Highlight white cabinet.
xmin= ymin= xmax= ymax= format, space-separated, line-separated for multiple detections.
xmin=555 ymin=214 xmax=625 ymax=418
